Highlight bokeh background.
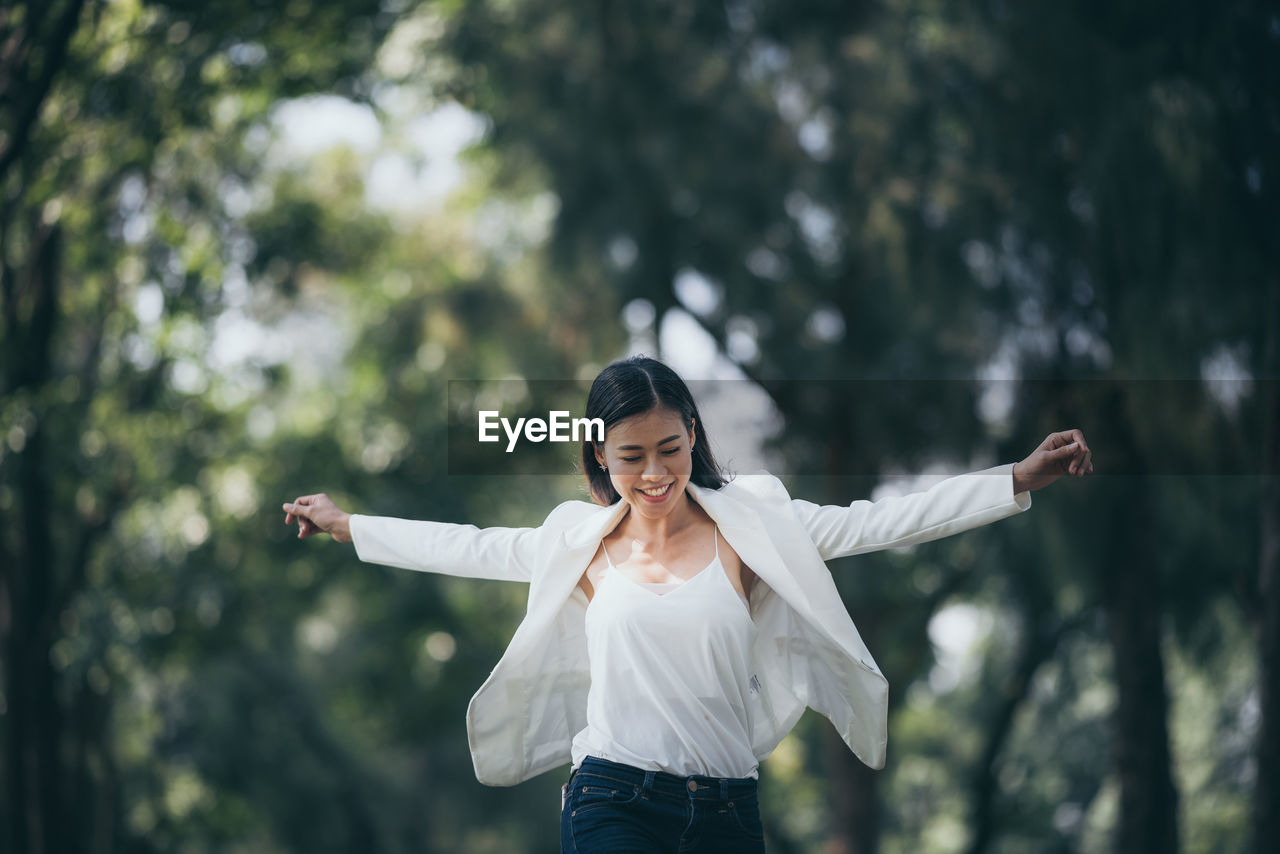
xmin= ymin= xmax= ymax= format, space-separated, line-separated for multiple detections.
xmin=2 ymin=1 xmax=1276 ymax=852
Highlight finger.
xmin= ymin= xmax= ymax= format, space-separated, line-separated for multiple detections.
xmin=1045 ymin=441 xmax=1079 ymax=461
xmin=1047 ymin=441 xmax=1080 ymax=475
xmin=283 ymin=501 xmax=313 ymax=520
xmin=1067 ymin=429 xmax=1090 ymax=456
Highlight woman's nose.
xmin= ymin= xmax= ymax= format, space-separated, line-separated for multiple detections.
xmin=642 ymin=456 xmax=668 ymax=477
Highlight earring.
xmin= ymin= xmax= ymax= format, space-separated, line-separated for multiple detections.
xmin=599 ymin=463 xmax=607 ymax=472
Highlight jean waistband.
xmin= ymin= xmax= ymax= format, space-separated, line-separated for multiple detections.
xmin=572 ymin=755 xmax=757 ymax=802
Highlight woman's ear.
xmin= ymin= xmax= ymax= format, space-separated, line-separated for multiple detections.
xmin=593 ymin=442 xmax=606 ymax=468
xmin=689 ymin=417 xmax=697 ymax=450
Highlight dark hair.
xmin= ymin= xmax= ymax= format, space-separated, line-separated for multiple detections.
xmin=581 ymin=355 xmax=729 ymax=505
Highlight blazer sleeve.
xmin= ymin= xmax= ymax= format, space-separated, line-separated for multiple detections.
xmin=348 ymin=515 xmax=539 ymax=582
xmin=789 ymin=463 xmax=1032 ymax=562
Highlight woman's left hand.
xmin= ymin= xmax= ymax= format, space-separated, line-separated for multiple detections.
xmin=1012 ymin=429 xmax=1093 ymax=493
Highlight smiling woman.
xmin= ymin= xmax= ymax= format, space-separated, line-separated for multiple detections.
xmin=579 ymin=358 xmax=728 ymax=507
xmin=282 ymin=354 xmax=1093 ymax=853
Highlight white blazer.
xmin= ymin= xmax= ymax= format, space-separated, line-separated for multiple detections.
xmin=349 ymin=465 xmax=1031 ymax=786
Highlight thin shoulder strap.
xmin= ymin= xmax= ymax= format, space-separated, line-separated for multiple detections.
xmin=601 ymin=540 xmax=616 ymax=569
xmin=713 ymin=525 xmax=720 ymax=561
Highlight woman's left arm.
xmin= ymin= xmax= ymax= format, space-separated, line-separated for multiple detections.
xmin=792 ymin=429 xmax=1092 ymax=561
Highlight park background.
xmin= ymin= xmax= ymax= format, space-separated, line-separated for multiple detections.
xmin=2 ymin=1 xmax=1277 ymax=852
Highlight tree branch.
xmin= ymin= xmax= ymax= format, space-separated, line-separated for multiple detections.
xmin=0 ymin=0 xmax=87 ymax=182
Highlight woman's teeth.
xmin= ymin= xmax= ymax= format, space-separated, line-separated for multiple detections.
xmin=639 ymin=484 xmax=671 ymax=496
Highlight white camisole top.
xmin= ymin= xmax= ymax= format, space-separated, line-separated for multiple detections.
xmin=569 ymin=527 xmax=760 ymax=779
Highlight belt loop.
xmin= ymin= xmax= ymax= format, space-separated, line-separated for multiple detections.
xmin=720 ymin=778 xmax=728 ymax=799
xmin=642 ymin=770 xmax=655 ymax=796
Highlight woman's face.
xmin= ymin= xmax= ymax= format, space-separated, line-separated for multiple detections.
xmin=595 ymin=407 xmax=696 ymax=519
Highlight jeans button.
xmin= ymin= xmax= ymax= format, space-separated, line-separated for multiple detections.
xmin=687 ymin=780 xmax=697 ymax=793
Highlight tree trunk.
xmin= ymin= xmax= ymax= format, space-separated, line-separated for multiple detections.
xmin=824 ymin=727 xmax=880 ymax=854
xmin=965 ymin=614 xmax=1073 ymax=854
xmin=1102 ymin=542 xmax=1180 ymax=853
xmin=1252 ymin=273 xmax=1280 ymax=854
xmin=1100 ymin=413 xmax=1180 ymax=853
xmin=3 ymin=226 xmax=69 ymax=854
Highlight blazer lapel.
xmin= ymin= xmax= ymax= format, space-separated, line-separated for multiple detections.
xmin=690 ymin=479 xmax=880 ymax=671
xmin=525 ymin=499 xmax=628 ymax=623
xmin=562 ymin=499 xmax=629 ymax=552
xmin=688 ymin=481 xmax=813 ymax=609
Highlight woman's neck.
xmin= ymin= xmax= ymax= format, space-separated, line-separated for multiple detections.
xmin=616 ymin=491 xmax=701 ymax=547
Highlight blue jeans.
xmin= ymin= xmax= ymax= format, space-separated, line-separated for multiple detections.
xmin=560 ymin=756 xmax=766 ymax=853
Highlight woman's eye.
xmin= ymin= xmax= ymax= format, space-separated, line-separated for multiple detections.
xmin=662 ymin=449 xmax=679 ymax=456
xmin=621 ymin=456 xmax=641 ymax=463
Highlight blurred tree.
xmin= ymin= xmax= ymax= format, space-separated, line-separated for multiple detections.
xmin=0 ymin=0 xmax=424 ymax=851
xmin=432 ymin=1 xmax=1273 ymax=853
xmin=940 ymin=2 xmax=1277 ymax=852
xmin=2 ymin=0 xmax=622 ymax=849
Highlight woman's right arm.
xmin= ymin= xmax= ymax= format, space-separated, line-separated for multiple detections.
xmin=283 ymin=493 xmax=537 ymax=583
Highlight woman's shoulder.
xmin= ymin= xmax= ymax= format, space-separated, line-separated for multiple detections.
xmin=700 ymin=470 xmax=791 ymax=504
xmin=727 ymin=470 xmax=788 ymax=494
xmin=542 ymin=497 xmax=608 ymax=527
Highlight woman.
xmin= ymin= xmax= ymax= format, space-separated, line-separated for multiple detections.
xmin=283 ymin=356 xmax=1092 ymax=853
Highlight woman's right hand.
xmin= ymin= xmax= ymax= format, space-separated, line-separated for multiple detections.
xmin=283 ymin=493 xmax=352 ymax=543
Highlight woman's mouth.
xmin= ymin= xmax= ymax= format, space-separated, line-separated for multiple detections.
xmin=637 ymin=482 xmax=673 ymax=502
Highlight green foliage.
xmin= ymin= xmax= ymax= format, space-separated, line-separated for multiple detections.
xmin=3 ymin=0 xmax=1273 ymax=852
xmin=3 ymin=0 xmax=612 ymax=851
